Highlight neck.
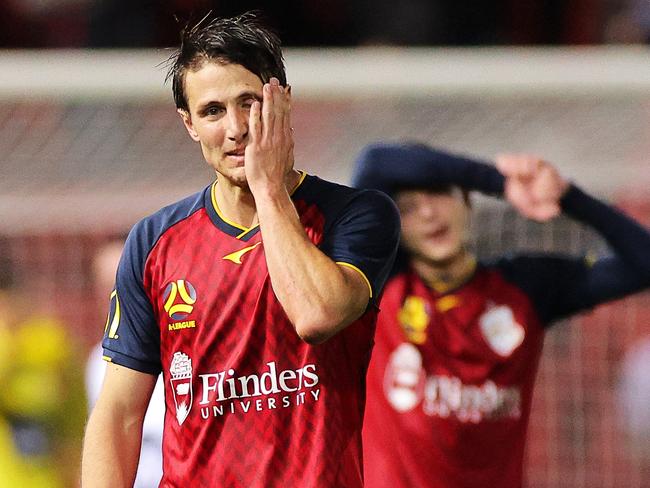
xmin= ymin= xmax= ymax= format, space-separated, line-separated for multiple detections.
xmin=214 ymin=169 xmax=302 ymax=228
xmin=411 ymin=248 xmax=477 ymax=293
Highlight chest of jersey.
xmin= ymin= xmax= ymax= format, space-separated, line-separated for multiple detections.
xmin=376 ymin=267 xmax=544 ymax=423
xmin=143 ymin=208 xmax=327 ymax=372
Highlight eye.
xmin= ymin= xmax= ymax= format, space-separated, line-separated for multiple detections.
xmin=241 ymin=98 xmax=257 ymax=110
xmin=204 ymin=106 xmax=224 ymax=117
xmin=398 ymin=202 xmax=417 ymax=215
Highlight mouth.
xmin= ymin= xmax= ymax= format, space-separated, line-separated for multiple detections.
xmin=425 ymin=225 xmax=450 ymax=241
xmin=225 ymin=147 xmax=246 ymax=157
xmin=225 ymin=148 xmax=246 ymax=165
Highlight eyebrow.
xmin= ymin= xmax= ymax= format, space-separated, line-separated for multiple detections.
xmin=197 ymin=91 xmax=262 ymax=112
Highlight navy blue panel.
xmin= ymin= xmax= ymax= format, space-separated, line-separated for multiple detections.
xmin=294 ymin=175 xmax=401 ymax=303
xmin=496 ymin=185 xmax=650 ymax=326
xmin=351 ymin=142 xmax=504 ymax=197
xmin=561 ymin=185 xmax=650 ymax=281
xmin=102 ymin=187 xmax=207 ymax=374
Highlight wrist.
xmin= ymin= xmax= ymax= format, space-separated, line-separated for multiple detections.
xmin=558 ymin=177 xmax=571 ymax=198
xmin=559 ymin=183 xmax=583 ymax=211
xmin=251 ymin=183 xmax=293 ymax=215
xmin=247 ymin=169 xmax=300 ymax=202
xmin=249 ymin=179 xmax=287 ymax=201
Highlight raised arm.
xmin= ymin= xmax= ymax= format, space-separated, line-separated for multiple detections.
xmin=351 ymin=142 xmax=504 ymax=196
xmin=82 ymin=363 xmax=157 ymax=488
xmin=245 ymin=80 xmax=399 ymax=344
xmin=496 ymin=154 xmax=650 ymax=322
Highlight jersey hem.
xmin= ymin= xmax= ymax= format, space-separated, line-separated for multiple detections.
xmin=336 ymin=261 xmax=373 ymax=298
xmin=102 ymin=348 xmax=161 ymax=375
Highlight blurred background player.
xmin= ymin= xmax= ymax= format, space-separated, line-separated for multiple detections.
xmin=84 ymin=239 xmax=164 ymax=488
xmin=353 ymin=142 xmax=650 ymax=488
xmin=0 ymin=244 xmax=86 ymax=488
xmin=81 ymin=12 xmax=399 ymax=488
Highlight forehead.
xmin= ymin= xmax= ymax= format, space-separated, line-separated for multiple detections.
xmin=396 ymin=186 xmax=459 ymax=200
xmin=183 ymin=61 xmax=263 ymax=109
xmin=395 ymin=187 xmax=467 ymax=210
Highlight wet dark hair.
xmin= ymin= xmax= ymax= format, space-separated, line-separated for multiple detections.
xmin=166 ymin=11 xmax=287 ymax=112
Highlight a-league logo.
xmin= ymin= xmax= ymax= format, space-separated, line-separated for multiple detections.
xmin=170 ymin=351 xmax=193 ymax=425
xmin=163 ymin=280 xmax=197 ymax=320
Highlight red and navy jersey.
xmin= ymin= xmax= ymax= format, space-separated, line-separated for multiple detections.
xmin=101 ymin=172 xmax=400 ymax=488
xmin=363 ymin=263 xmax=545 ymax=488
xmin=363 ymin=205 xmax=650 ymax=488
xmin=353 ymin=144 xmax=650 ymax=488
xmin=364 ymin=246 xmax=650 ymax=488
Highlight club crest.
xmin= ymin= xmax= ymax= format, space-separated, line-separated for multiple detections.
xmin=170 ymin=351 xmax=193 ymax=425
xmin=479 ymin=304 xmax=525 ymax=357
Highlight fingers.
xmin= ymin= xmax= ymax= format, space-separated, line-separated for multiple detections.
xmin=249 ymin=100 xmax=262 ymax=143
xmin=262 ymin=81 xmax=275 ymax=138
xmin=256 ymin=78 xmax=293 ymax=148
xmin=495 ymin=154 xmax=543 ymax=179
xmin=283 ymin=84 xmax=293 ymax=136
xmin=505 ymin=179 xmax=561 ymax=222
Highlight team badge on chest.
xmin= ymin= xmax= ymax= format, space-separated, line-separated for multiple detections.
xmin=479 ymin=304 xmax=525 ymax=357
xmin=397 ymin=296 xmax=431 ymax=344
xmin=170 ymin=352 xmax=193 ymax=426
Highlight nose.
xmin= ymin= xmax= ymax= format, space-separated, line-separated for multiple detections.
xmin=418 ymin=196 xmax=439 ymax=220
xmin=225 ymin=107 xmax=248 ymax=141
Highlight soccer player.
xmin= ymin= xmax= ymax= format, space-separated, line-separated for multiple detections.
xmin=85 ymin=239 xmax=164 ymax=488
xmin=81 ymin=13 xmax=400 ymax=488
xmin=352 ymin=142 xmax=650 ymax=488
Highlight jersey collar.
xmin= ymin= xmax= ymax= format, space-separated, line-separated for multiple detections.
xmin=204 ymin=171 xmax=308 ymax=240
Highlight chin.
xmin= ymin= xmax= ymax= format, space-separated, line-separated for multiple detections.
xmin=425 ymin=246 xmax=464 ymax=266
xmin=214 ymin=166 xmax=249 ymax=186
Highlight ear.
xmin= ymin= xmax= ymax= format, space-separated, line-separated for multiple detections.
xmin=177 ymin=108 xmax=200 ymax=142
xmin=463 ymin=190 xmax=472 ymax=208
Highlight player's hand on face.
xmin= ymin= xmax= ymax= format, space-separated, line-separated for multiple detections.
xmin=245 ymin=77 xmax=294 ymax=196
xmin=496 ymin=154 xmax=570 ymax=222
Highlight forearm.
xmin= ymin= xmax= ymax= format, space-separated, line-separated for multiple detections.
xmin=256 ymin=189 xmax=368 ymax=344
xmin=352 ymin=143 xmax=504 ymax=196
xmin=561 ymin=184 xmax=650 ymax=277
xmin=82 ymin=403 xmax=143 ymax=488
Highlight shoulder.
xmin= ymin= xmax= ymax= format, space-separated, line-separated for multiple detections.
xmin=486 ymin=253 xmax=589 ymax=325
xmin=476 ymin=255 xmax=553 ymax=306
xmin=296 ymin=174 xmax=399 ymax=222
xmin=121 ymin=187 xmax=208 ymax=272
xmin=490 ymin=253 xmax=585 ymax=280
xmin=127 ymin=187 xmax=208 ymax=251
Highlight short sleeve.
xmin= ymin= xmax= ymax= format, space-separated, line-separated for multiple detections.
xmin=319 ymin=189 xmax=400 ymax=303
xmin=101 ymin=223 xmax=162 ymax=375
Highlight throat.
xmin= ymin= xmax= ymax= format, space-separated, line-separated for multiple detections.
xmin=213 ymin=180 xmax=258 ymax=228
xmin=413 ymin=251 xmax=477 ymax=293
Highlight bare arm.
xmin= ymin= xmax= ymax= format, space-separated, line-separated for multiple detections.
xmin=256 ymin=188 xmax=371 ymax=344
xmin=244 ymin=78 xmax=371 ymax=344
xmin=82 ymin=363 xmax=157 ymax=488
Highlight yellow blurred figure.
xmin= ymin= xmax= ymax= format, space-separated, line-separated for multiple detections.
xmin=0 ymin=314 xmax=86 ymax=487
